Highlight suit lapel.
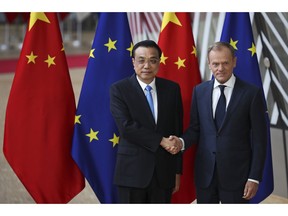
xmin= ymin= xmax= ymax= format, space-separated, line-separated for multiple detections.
xmin=155 ymin=78 xmax=164 ymax=126
xmin=207 ymin=80 xmax=215 ymax=124
xmin=211 ymin=78 xmax=245 ymax=132
xmin=130 ymin=75 xmax=156 ymax=126
xmin=200 ymin=80 xmax=215 ymax=127
xmin=222 ymin=78 xmax=245 ymax=128
xmin=199 ymin=80 xmax=216 ymax=131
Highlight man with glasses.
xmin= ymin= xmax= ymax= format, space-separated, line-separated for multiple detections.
xmin=110 ymin=40 xmax=183 ymax=203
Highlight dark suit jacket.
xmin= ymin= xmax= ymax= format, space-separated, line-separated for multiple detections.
xmin=110 ymin=74 xmax=183 ymax=189
xmin=182 ymin=76 xmax=267 ymax=190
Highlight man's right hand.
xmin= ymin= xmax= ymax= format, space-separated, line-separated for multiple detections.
xmin=160 ymin=136 xmax=182 ymax=154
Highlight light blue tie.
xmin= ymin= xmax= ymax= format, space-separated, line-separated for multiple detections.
xmin=145 ymin=85 xmax=154 ymax=118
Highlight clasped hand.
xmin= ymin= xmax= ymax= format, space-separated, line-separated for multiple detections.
xmin=160 ymin=136 xmax=182 ymax=155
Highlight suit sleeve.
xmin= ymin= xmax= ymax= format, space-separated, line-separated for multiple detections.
xmin=249 ymin=88 xmax=268 ymax=181
xmin=175 ymin=84 xmax=183 ymax=174
xmin=182 ymin=86 xmax=200 ymax=149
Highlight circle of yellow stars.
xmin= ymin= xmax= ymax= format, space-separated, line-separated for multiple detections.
xmin=230 ymin=38 xmax=257 ymax=57
xmin=74 ymin=115 xmax=119 ymax=147
xmin=89 ymin=39 xmax=133 ymax=59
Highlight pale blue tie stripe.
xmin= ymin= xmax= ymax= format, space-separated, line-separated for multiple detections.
xmin=145 ymin=85 xmax=154 ymax=118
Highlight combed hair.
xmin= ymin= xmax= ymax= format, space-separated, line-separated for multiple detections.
xmin=207 ymin=41 xmax=236 ymax=60
xmin=132 ymin=40 xmax=162 ymax=58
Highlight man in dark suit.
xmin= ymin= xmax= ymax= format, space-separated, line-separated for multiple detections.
xmin=109 ymin=40 xmax=183 ymax=203
xmin=169 ymin=41 xmax=268 ymax=203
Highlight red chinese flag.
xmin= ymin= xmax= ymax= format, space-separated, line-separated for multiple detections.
xmin=157 ymin=12 xmax=201 ymax=203
xmin=3 ymin=13 xmax=84 ymax=203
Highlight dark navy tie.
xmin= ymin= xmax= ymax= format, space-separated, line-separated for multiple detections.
xmin=145 ymin=85 xmax=154 ymax=118
xmin=215 ymin=85 xmax=226 ymax=130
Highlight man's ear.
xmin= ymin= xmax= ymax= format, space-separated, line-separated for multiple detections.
xmin=207 ymin=59 xmax=211 ymax=70
xmin=132 ymin=58 xmax=136 ymax=69
xmin=233 ymin=57 xmax=237 ymax=68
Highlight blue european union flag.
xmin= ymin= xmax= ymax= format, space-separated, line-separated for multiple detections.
xmin=71 ymin=12 xmax=134 ymax=203
xmin=220 ymin=12 xmax=274 ymax=203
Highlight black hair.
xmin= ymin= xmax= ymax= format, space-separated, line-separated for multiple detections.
xmin=132 ymin=40 xmax=162 ymax=58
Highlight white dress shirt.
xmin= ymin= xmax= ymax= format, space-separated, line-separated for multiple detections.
xmin=136 ymin=76 xmax=158 ymax=123
xmin=212 ymin=74 xmax=235 ymax=118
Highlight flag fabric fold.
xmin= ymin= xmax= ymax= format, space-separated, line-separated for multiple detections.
xmin=3 ymin=12 xmax=85 ymax=203
xmin=71 ymin=12 xmax=134 ymax=203
xmin=157 ymin=12 xmax=201 ymax=203
xmin=220 ymin=12 xmax=274 ymax=203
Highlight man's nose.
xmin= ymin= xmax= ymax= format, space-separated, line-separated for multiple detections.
xmin=144 ymin=61 xmax=150 ymax=68
xmin=218 ymin=64 xmax=224 ymax=70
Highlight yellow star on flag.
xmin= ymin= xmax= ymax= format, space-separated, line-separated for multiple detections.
xmin=75 ymin=115 xmax=81 ymax=124
xmin=26 ymin=51 xmax=38 ymax=64
xmin=248 ymin=42 xmax=257 ymax=57
xmin=191 ymin=46 xmax=197 ymax=57
xmin=109 ymin=133 xmax=119 ymax=147
xmin=160 ymin=12 xmax=182 ymax=32
xmin=61 ymin=43 xmax=65 ymax=51
xmin=127 ymin=42 xmax=133 ymax=57
xmin=229 ymin=38 xmax=238 ymax=50
xmin=174 ymin=57 xmax=186 ymax=69
xmin=160 ymin=52 xmax=168 ymax=65
xmin=44 ymin=55 xmax=56 ymax=68
xmin=29 ymin=12 xmax=50 ymax=31
xmin=104 ymin=38 xmax=117 ymax=52
xmin=89 ymin=48 xmax=95 ymax=58
xmin=86 ymin=128 xmax=99 ymax=143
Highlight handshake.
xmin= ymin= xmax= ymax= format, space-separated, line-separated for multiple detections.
xmin=160 ymin=135 xmax=183 ymax=155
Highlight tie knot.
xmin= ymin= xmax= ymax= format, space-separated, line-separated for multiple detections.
xmin=219 ymin=85 xmax=226 ymax=93
xmin=145 ymin=85 xmax=152 ymax=92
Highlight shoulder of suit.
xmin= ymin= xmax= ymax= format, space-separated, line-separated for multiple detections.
xmin=156 ymin=77 xmax=180 ymax=87
xmin=111 ymin=75 xmax=133 ymax=87
xmin=195 ymin=79 xmax=211 ymax=89
xmin=235 ymin=76 xmax=261 ymax=91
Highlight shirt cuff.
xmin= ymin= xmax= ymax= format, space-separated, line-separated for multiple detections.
xmin=179 ymin=138 xmax=185 ymax=151
xmin=248 ymin=179 xmax=259 ymax=184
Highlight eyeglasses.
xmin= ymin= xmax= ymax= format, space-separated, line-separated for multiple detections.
xmin=134 ymin=57 xmax=159 ymax=65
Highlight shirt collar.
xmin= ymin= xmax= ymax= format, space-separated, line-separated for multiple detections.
xmin=136 ymin=76 xmax=156 ymax=91
xmin=213 ymin=73 xmax=236 ymax=89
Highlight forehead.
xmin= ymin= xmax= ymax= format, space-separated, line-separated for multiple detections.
xmin=134 ymin=47 xmax=159 ymax=57
xmin=208 ymin=47 xmax=234 ymax=62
